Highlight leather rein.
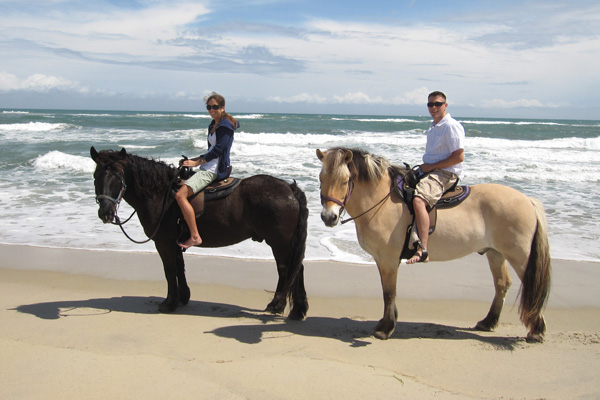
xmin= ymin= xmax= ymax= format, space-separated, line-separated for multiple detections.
xmin=96 ymin=171 xmax=176 ymax=244
xmin=320 ymin=179 xmax=393 ymax=225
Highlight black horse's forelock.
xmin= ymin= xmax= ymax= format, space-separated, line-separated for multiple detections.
xmin=327 ymin=147 xmax=391 ymax=183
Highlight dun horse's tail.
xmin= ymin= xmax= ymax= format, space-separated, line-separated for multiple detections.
xmin=284 ymin=180 xmax=309 ymax=319
xmin=519 ymin=198 xmax=551 ymax=341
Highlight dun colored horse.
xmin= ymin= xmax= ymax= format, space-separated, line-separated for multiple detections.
xmin=91 ymin=147 xmax=309 ymax=319
xmin=317 ymin=147 xmax=551 ymax=342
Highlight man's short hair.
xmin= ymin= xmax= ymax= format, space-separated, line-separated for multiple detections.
xmin=428 ymin=91 xmax=447 ymax=101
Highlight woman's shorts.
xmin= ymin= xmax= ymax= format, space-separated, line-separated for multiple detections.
xmin=184 ymin=169 xmax=218 ymax=194
xmin=414 ymin=170 xmax=458 ymax=208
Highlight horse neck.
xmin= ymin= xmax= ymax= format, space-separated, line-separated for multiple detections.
xmin=346 ymin=175 xmax=392 ymax=217
xmin=121 ymin=165 xmax=173 ymax=219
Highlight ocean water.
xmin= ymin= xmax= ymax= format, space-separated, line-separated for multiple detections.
xmin=1 ymin=109 xmax=598 ymax=264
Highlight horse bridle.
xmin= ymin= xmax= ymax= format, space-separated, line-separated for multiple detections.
xmin=95 ymin=174 xmax=127 ymax=208
xmin=320 ymin=178 xmax=394 ymax=225
xmin=95 ymin=168 xmax=174 ymax=244
xmin=320 ymin=179 xmax=354 ymax=215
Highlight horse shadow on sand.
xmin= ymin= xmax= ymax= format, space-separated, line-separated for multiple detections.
xmin=13 ymin=295 xmax=523 ymax=350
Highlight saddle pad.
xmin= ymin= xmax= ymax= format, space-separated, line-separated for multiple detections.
xmin=437 ymin=185 xmax=470 ymax=209
xmin=189 ymin=177 xmax=241 ymax=216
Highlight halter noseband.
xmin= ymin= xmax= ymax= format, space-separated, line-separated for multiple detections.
xmin=320 ymin=178 xmax=393 ymax=225
xmin=320 ymin=180 xmax=354 ymax=213
xmin=95 ymin=174 xmax=127 ymax=207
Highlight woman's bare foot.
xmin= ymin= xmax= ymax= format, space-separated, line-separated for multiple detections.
xmin=178 ymin=236 xmax=203 ymax=249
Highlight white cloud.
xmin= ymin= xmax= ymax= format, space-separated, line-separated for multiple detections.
xmin=0 ymin=71 xmax=87 ymax=93
xmin=268 ymin=91 xmax=391 ymax=105
xmin=479 ymin=98 xmax=551 ymax=109
xmin=333 ymin=92 xmax=383 ymax=104
xmin=268 ymin=93 xmax=328 ymax=103
xmin=391 ymin=87 xmax=430 ymax=105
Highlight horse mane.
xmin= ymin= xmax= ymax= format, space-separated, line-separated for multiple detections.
xmin=98 ymin=149 xmax=177 ymax=196
xmin=326 ymin=147 xmax=394 ymax=183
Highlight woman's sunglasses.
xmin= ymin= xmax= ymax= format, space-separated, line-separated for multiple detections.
xmin=206 ymin=105 xmax=221 ymax=110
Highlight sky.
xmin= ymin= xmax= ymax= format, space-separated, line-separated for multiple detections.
xmin=0 ymin=0 xmax=599 ymax=119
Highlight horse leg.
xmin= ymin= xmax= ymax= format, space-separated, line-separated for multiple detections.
xmin=155 ymin=240 xmax=182 ymax=313
xmin=175 ymin=247 xmax=190 ymax=305
xmin=288 ymin=264 xmax=308 ymax=321
xmin=266 ymin=261 xmax=288 ymax=315
xmin=373 ymin=262 xmax=399 ymax=339
xmin=265 ymin=250 xmax=308 ymax=321
xmin=476 ymin=250 xmax=512 ymax=331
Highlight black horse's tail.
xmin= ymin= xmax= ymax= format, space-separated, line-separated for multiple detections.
xmin=284 ymin=180 xmax=309 ymax=320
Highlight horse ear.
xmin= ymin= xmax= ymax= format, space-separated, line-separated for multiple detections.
xmin=316 ymin=149 xmax=325 ymax=161
xmin=90 ymin=146 xmax=99 ymax=162
xmin=344 ymin=150 xmax=353 ymax=164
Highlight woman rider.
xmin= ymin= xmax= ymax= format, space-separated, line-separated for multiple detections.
xmin=176 ymin=92 xmax=239 ymax=249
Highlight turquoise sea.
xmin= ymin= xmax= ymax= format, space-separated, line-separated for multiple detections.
xmin=1 ymin=109 xmax=598 ymax=263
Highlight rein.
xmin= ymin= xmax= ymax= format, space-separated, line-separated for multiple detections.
xmin=340 ymin=189 xmax=393 ymax=225
xmin=96 ymin=169 xmax=179 ymax=244
xmin=321 ymin=179 xmax=393 ymax=225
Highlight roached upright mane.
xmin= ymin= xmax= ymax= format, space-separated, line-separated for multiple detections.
xmin=323 ymin=147 xmax=391 ymax=183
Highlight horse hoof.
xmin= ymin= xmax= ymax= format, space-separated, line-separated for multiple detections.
xmin=179 ymin=290 xmax=191 ymax=305
xmin=372 ymin=330 xmax=390 ymax=340
xmin=475 ymin=321 xmax=494 ymax=332
xmin=526 ymin=333 xmax=544 ymax=343
xmin=287 ymin=308 xmax=307 ymax=321
xmin=158 ymin=300 xmax=178 ymax=313
xmin=265 ymin=301 xmax=286 ymax=315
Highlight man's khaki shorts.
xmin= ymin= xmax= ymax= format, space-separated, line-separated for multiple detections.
xmin=414 ymin=170 xmax=459 ymax=208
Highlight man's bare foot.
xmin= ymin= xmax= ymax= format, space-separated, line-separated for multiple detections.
xmin=178 ymin=236 xmax=203 ymax=249
xmin=406 ymin=249 xmax=429 ymax=264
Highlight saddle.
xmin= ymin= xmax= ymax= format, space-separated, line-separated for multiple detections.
xmin=390 ymin=166 xmax=471 ymax=260
xmin=173 ymin=169 xmax=241 ymax=251
xmin=188 ymin=176 xmax=241 ymax=217
xmin=172 ymin=167 xmax=241 ymax=218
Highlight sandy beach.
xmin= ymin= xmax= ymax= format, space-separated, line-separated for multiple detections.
xmin=1 ymin=244 xmax=599 ymax=399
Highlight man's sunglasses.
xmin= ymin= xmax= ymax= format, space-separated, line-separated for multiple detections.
xmin=427 ymin=102 xmax=446 ymax=108
xmin=206 ymin=105 xmax=221 ymax=110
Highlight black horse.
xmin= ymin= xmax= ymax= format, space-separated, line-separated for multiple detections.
xmin=91 ymin=147 xmax=309 ymax=319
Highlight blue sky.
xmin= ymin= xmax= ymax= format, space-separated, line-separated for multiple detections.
xmin=0 ymin=0 xmax=598 ymax=118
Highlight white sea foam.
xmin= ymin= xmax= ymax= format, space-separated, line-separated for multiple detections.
xmin=332 ymin=117 xmax=421 ymax=123
xmin=461 ymin=120 xmax=566 ymax=126
xmin=0 ymin=122 xmax=75 ymax=132
xmin=237 ymin=114 xmax=264 ymax=119
xmin=33 ymin=151 xmax=96 ymax=173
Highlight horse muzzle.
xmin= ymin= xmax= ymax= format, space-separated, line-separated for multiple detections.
xmin=321 ymin=207 xmax=340 ymax=227
xmin=97 ymin=201 xmax=116 ymax=224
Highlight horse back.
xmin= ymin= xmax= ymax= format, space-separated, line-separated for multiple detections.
xmin=194 ymin=174 xmax=305 ymax=246
xmin=436 ymin=183 xmax=538 ymax=246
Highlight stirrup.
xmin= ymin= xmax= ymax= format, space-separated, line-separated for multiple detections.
xmin=413 ymin=249 xmax=429 ymax=263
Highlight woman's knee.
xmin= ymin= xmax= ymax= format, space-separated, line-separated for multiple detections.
xmin=175 ymin=186 xmax=191 ymax=203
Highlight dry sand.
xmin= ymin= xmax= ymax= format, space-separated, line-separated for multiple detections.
xmin=1 ymin=244 xmax=599 ymax=399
